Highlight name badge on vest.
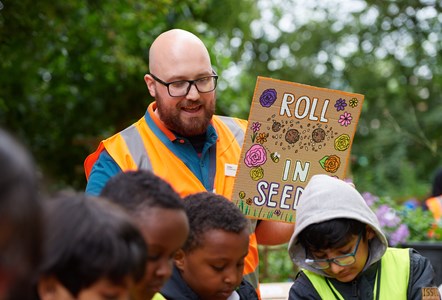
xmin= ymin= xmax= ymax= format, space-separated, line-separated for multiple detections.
xmin=422 ymin=287 xmax=441 ymax=300
xmin=225 ymin=164 xmax=238 ymax=177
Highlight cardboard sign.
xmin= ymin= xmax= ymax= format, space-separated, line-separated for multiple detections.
xmin=232 ymin=77 xmax=364 ymax=223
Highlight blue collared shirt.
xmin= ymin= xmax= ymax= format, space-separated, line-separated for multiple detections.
xmin=85 ymin=110 xmax=218 ymax=195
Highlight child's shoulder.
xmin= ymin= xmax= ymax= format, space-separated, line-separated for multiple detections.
xmin=152 ymin=293 xmax=167 ymax=300
xmin=237 ymin=279 xmax=259 ymax=300
xmin=289 ymin=271 xmax=322 ymax=299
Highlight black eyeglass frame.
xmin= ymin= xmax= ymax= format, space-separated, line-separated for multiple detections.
xmin=149 ymin=71 xmax=218 ymax=97
xmin=304 ymin=231 xmax=363 ymax=270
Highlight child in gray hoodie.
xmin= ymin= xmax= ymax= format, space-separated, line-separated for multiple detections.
xmin=288 ymin=174 xmax=439 ymax=299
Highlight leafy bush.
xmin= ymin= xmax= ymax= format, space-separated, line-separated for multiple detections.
xmin=258 ymin=244 xmax=295 ymax=283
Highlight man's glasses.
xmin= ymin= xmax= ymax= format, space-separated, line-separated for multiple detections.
xmin=305 ymin=232 xmax=362 ymax=270
xmin=149 ymin=72 xmax=218 ymax=97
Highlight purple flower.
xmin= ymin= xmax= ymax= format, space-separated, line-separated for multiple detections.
xmin=259 ymin=88 xmax=277 ymax=108
xmin=251 ymin=122 xmax=261 ymax=133
xmin=376 ymin=205 xmax=400 ymax=227
xmin=338 ymin=112 xmax=352 ymax=127
xmin=389 ymin=224 xmax=410 ymax=246
xmin=334 ymin=98 xmax=347 ymax=111
xmin=362 ymin=192 xmax=379 ymax=206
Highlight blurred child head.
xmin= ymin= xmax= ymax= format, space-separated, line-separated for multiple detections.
xmin=100 ymin=170 xmax=189 ymax=299
xmin=176 ymin=192 xmax=249 ymax=300
xmin=0 ymin=129 xmax=42 ymax=300
xmin=37 ymin=192 xmax=147 ymax=300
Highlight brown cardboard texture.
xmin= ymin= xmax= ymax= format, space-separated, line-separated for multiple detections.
xmin=232 ymin=76 xmax=364 ymax=223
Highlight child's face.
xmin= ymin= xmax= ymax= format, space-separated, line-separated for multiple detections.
xmin=133 ymin=208 xmax=189 ymax=300
xmin=176 ymin=228 xmax=249 ymax=300
xmin=38 ymin=277 xmax=132 ymax=300
xmin=310 ymin=231 xmax=372 ymax=283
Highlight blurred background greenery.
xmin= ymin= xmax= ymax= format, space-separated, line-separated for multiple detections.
xmin=1 ymin=0 xmax=441 ymax=282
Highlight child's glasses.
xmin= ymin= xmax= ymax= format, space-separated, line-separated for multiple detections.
xmin=305 ymin=232 xmax=362 ymax=270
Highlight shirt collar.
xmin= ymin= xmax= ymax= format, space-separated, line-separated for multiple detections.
xmin=147 ymin=102 xmax=176 ymax=141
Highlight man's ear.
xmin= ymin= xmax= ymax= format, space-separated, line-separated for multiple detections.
xmin=37 ymin=276 xmax=60 ymax=300
xmin=174 ymin=249 xmax=186 ymax=271
xmin=144 ymin=74 xmax=156 ymax=97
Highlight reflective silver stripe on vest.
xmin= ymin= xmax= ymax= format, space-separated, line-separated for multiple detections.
xmin=216 ymin=116 xmax=245 ymax=147
xmin=119 ymin=116 xmax=243 ymax=170
xmin=120 ymin=125 xmax=152 ymax=170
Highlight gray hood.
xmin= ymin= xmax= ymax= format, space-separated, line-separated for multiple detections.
xmin=288 ymin=174 xmax=388 ymax=277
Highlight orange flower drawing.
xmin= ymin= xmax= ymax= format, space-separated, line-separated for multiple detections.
xmin=256 ymin=132 xmax=269 ymax=144
xmin=319 ymin=155 xmax=341 ymax=173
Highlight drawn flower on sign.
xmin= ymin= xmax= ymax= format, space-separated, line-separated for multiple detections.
xmin=250 ymin=122 xmax=261 ymax=142
xmin=256 ymin=132 xmax=269 ymax=144
xmin=338 ymin=112 xmax=353 ymax=127
xmin=244 ymin=144 xmax=267 ymax=167
xmin=349 ymin=97 xmax=358 ymax=108
xmin=334 ymin=98 xmax=347 ymax=111
xmin=251 ymin=122 xmax=261 ymax=132
xmin=246 ymin=198 xmax=253 ymax=205
xmin=334 ymin=134 xmax=351 ymax=151
xmin=259 ymin=88 xmax=277 ymax=108
xmin=239 ymin=191 xmax=246 ymax=199
xmin=319 ymin=155 xmax=341 ymax=173
xmin=274 ymin=209 xmax=282 ymax=217
xmin=250 ymin=166 xmax=264 ymax=181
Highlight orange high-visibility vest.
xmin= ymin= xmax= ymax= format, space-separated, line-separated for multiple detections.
xmin=426 ymin=196 xmax=442 ymax=221
xmin=426 ymin=196 xmax=442 ymax=238
xmin=85 ymin=102 xmax=260 ymax=292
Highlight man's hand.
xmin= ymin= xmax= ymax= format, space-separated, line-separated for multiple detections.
xmin=255 ymin=220 xmax=295 ymax=245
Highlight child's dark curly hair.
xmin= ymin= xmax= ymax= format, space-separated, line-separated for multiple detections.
xmin=182 ymin=192 xmax=248 ymax=253
xmin=100 ymin=170 xmax=184 ymax=215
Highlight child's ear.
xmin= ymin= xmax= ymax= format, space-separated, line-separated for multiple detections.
xmin=365 ymin=225 xmax=376 ymax=240
xmin=37 ymin=276 xmax=59 ymax=300
xmin=174 ymin=249 xmax=186 ymax=271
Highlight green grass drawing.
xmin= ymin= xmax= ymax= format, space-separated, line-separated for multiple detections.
xmin=238 ymin=200 xmax=244 ymax=212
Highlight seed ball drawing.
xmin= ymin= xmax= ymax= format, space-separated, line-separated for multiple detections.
xmin=285 ymin=129 xmax=300 ymax=144
xmin=312 ymin=128 xmax=326 ymax=143
xmin=272 ymin=121 xmax=282 ymax=132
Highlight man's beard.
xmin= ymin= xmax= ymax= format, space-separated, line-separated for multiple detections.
xmin=155 ymin=92 xmax=215 ymax=137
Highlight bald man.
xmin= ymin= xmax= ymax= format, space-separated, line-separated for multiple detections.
xmin=84 ymin=29 xmax=294 ymax=295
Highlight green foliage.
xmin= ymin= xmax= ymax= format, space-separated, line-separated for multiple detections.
xmin=0 ymin=0 xmax=246 ymax=189
xmin=401 ymin=208 xmax=436 ymax=242
xmin=258 ymin=244 xmax=296 ymax=283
